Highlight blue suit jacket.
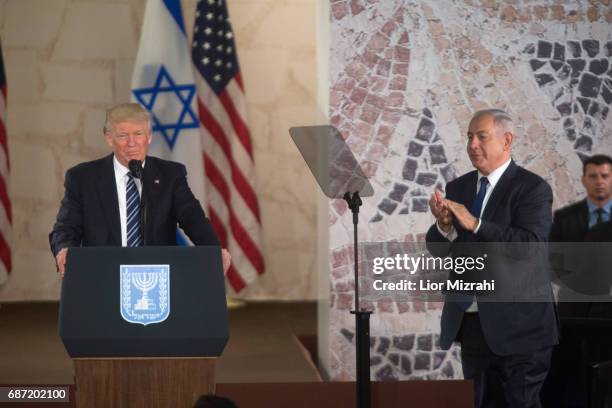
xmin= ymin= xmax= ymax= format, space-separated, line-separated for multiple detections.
xmin=426 ymin=160 xmax=559 ymax=355
xmin=49 ymin=154 xmax=219 ymax=256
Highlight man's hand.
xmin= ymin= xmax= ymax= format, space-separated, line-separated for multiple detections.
xmin=56 ymin=248 xmax=68 ymax=278
xmin=221 ymin=248 xmax=231 ymax=275
xmin=429 ymin=189 xmax=453 ymax=232
xmin=444 ymin=199 xmax=479 ymax=232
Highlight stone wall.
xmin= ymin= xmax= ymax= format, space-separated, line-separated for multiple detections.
xmin=324 ymin=0 xmax=612 ymax=380
xmin=0 ymin=0 xmax=319 ymax=301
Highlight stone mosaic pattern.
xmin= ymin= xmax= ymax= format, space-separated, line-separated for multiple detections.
xmin=525 ymin=39 xmax=612 ymax=161
xmin=340 ymin=329 xmax=461 ymax=381
xmin=371 ymin=108 xmax=457 ymax=222
xmin=326 ymin=0 xmax=612 ymax=381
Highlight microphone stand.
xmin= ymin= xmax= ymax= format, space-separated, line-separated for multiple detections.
xmin=139 ymin=174 xmax=147 ymax=246
xmin=344 ymin=191 xmax=371 ymax=408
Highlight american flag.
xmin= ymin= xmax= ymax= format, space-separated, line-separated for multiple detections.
xmin=0 ymin=40 xmax=12 ymax=285
xmin=192 ymin=0 xmax=264 ymax=292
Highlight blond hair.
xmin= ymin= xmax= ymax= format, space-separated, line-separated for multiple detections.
xmin=103 ymin=103 xmax=151 ymax=134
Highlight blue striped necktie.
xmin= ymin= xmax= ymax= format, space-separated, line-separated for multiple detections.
xmin=126 ymin=174 xmax=142 ymax=247
xmin=470 ymin=177 xmax=489 ymax=218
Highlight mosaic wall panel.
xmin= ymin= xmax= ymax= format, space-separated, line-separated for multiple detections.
xmin=325 ymin=0 xmax=612 ymax=381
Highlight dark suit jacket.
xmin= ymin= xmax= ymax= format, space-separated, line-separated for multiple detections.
xmin=426 ymin=161 xmax=558 ymax=356
xmin=550 ymin=201 xmax=612 ymax=318
xmin=549 ymin=199 xmax=589 ymax=242
xmin=49 ymin=154 xmax=219 ymax=256
xmin=586 ymin=220 xmax=612 ymax=242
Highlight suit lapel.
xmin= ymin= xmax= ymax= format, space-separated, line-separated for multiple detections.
xmin=97 ymin=154 xmax=121 ymax=246
xmin=578 ymin=199 xmax=589 ymax=235
xmin=142 ymin=157 xmax=162 ymax=245
xmin=459 ymin=171 xmax=478 ymax=208
xmin=481 ymin=160 xmax=518 ymax=220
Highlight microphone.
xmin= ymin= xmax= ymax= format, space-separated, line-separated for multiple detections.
xmin=128 ymin=159 xmax=143 ymax=179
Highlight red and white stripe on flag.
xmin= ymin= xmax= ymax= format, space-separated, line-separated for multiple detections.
xmin=192 ymin=0 xmax=264 ymax=292
xmin=0 ymin=40 xmax=12 ymax=285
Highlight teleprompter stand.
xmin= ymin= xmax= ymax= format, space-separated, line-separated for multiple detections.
xmin=345 ymin=191 xmax=373 ymax=408
xmin=290 ymin=126 xmax=375 ymax=408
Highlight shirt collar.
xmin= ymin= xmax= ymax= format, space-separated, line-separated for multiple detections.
xmin=477 ymin=158 xmax=512 ymax=189
xmin=112 ymin=155 xmax=145 ymax=178
xmin=586 ymin=198 xmax=612 ymax=214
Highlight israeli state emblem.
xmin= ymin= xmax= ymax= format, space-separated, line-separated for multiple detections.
xmin=120 ymin=265 xmax=170 ymax=326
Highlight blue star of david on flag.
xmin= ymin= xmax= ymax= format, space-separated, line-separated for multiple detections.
xmin=132 ymin=65 xmax=199 ymax=150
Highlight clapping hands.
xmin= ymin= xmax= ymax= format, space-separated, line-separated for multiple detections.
xmin=429 ymin=189 xmax=479 ymax=232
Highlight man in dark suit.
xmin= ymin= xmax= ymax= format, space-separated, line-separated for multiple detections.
xmin=426 ymin=109 xmax=558 ymax=407
xmin=549 ymin=154 xmax=612 ymax=242
xmin=543 ymin=155 xmax=612 ymax=407
xmin=49 ymin=103 xmax=230 ymax=276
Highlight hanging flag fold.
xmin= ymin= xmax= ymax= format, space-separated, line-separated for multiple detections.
xmin=192 ymin=0 xmax=264 ymax=292
xmin=0 ymin=39 xmax=12 ymax=286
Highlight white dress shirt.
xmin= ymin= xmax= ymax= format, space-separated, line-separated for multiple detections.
xmin=112 ymin=156 xmax=143 ymax=247
xmin=437 ymin=158 xmax=512 ymax=311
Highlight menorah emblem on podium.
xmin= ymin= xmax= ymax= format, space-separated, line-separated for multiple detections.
xmin=120 ymin=264 xmax=170 ymax=326
xmin=133 ymin=272 xmax=159 ymax=310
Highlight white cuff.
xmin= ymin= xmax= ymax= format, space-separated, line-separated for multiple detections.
xmin=436 ymin=221 xmax=457 ymax=242
xmin=473 ymin=218 xmax=482 ymax=234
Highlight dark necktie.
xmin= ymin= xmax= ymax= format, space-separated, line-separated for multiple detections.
xmin=470 ymin=177 xmax=489 ymax=218
xmin=595 ymin=208 xmax=604 ymax=226
xmin=126 ymin=174 xmax=142 ymax=247
xmin=456 ymin=177 xmax=489 ymax=311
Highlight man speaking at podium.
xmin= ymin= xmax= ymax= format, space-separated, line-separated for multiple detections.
xmin=49 ymin=103 xmax=229 ymax=276
xmin=426 ymin=109 xmax=558 ymax=407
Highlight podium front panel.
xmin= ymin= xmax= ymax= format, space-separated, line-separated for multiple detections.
xmin=59 ymin=246 xmax=228 ymax=358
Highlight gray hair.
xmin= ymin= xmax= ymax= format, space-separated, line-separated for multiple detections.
xmin=472 ymin=109 xmax=514 ymax=135
xmin=103 ymin=103 xmax=152 ymax=135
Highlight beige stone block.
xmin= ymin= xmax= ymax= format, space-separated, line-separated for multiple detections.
xmin=245 ymin=107 xmax=272 ymax=151
xmin=10 ymin=141 xmax=58 ymax=202
xmin=82 ymin=109 xmax=110 ymax=152
xmin=3 ymin=0 xmax=67 ymax=48
xmin=43 ymin=64 xmax=113 ymax=103
xmin=255 ymin=148 xmax=317 ymax=205
xmin=52 ymin=3 xmax=137 ymax=60
xmin=287 ymin=47 xmax=317 ymax=98
xmin=0 ymin=249 xmax=60 ymax=301
xmin=229 ymin=0 xmax=314 ymax=49
xmin=8 ymin=103 xmax=81 ymax=137
xmin=268 ymin=105 xmax=320 ymax=155
xmin=59 ymin=151 xmax=89 ymax=178
xmin=240 ymin=47 xmax=288 ymax=104
xmin=243 ymin=242 xmax=316 ymax=299
xmin=114 ymin=59 xmax=136 ymax=104
xmin=4 ymin=50 xmax=40 ymax=102
xmin=25 ymin=205 xmax=59 ymax=250
xmin=260 ymin=186 xmax=316 ymax=245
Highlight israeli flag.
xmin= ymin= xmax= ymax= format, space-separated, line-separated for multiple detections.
xmin=131 ymin=0 xmax=205 ymax=245
xmin=120 ymin=264 xmax=170 ymax=326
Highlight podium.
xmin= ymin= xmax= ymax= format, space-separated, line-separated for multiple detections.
xmin=59 ymin=246 xmax=229 ymax=408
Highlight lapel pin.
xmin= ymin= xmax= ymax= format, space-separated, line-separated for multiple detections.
xmin=154 ymin=179 xmax=160 ymax=184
